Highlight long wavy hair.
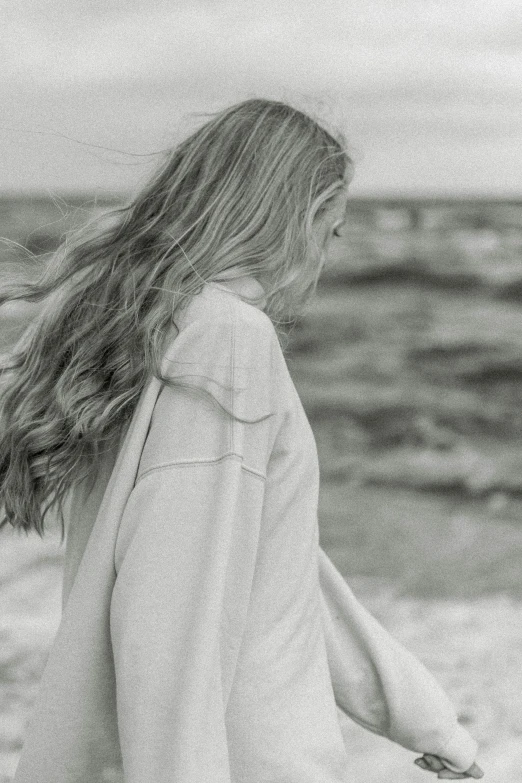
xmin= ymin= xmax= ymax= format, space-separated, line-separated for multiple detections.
xmin=0 ymin=97 xmax=350 ymax=538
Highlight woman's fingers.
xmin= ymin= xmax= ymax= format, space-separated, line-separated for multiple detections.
xmin=423 ymin=755 xmax=447 ymax=772
xmin=464 ymin=763 xmax=484 ymax=779
xmin=414 ymin=756 xmax=484 ymax=779
xmin=415 ymin=754 xmax=447 ymax=773
xmin=437 ymin=761 xmax=485 ymax=779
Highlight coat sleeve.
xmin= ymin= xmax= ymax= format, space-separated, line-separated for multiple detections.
xmin=318 ymin=546 xmax=478 ymax=772
xmin=109 ymin=457 xmax=267 ymax=783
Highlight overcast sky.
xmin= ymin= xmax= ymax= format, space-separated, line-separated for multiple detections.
xmin=1 ymin=0 xmax=521 ymax=197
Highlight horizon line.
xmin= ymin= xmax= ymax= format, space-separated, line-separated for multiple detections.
xmin=0 ymin=190 xmax=521 ymax=206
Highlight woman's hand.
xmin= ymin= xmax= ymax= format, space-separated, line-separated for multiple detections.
xmin=414 ymin=754 xmax=484 ymax=779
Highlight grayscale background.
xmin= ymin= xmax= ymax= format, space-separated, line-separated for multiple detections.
xmin=1 ymin=1 xmax=521 ymax=780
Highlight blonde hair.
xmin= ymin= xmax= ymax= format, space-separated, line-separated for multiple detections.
xmin=0 ymin=97 xmax=350 ymax=537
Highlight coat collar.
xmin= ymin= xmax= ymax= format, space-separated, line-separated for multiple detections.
xmin=205 ymin=276 xmax=267 ymax=311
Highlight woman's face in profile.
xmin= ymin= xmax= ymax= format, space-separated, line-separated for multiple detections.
xmin=313 ymin=187 xmax=350 ymax=272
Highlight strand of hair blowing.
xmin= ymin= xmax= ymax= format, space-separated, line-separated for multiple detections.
xmin=0 ymin=98 xmax=349 ymax=538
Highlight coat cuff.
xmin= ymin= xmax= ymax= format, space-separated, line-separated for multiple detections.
xmin=438 ymin=722 xmax=479 ymax=773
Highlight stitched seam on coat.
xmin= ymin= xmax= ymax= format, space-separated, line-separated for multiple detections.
xmin=218 ymin=294 xmax=235 ymax=454
xmin=229 ymin=297 xmax=235 ymax=454
xmin=135 ymin=452 xmax=267 ymax=485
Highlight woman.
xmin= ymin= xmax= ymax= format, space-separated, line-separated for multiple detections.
xmin=0 ymin=99 xmax=483 ymax=782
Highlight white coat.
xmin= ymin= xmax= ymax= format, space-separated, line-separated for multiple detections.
xmin=13 ymin=279 xmax=478 ymax=783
